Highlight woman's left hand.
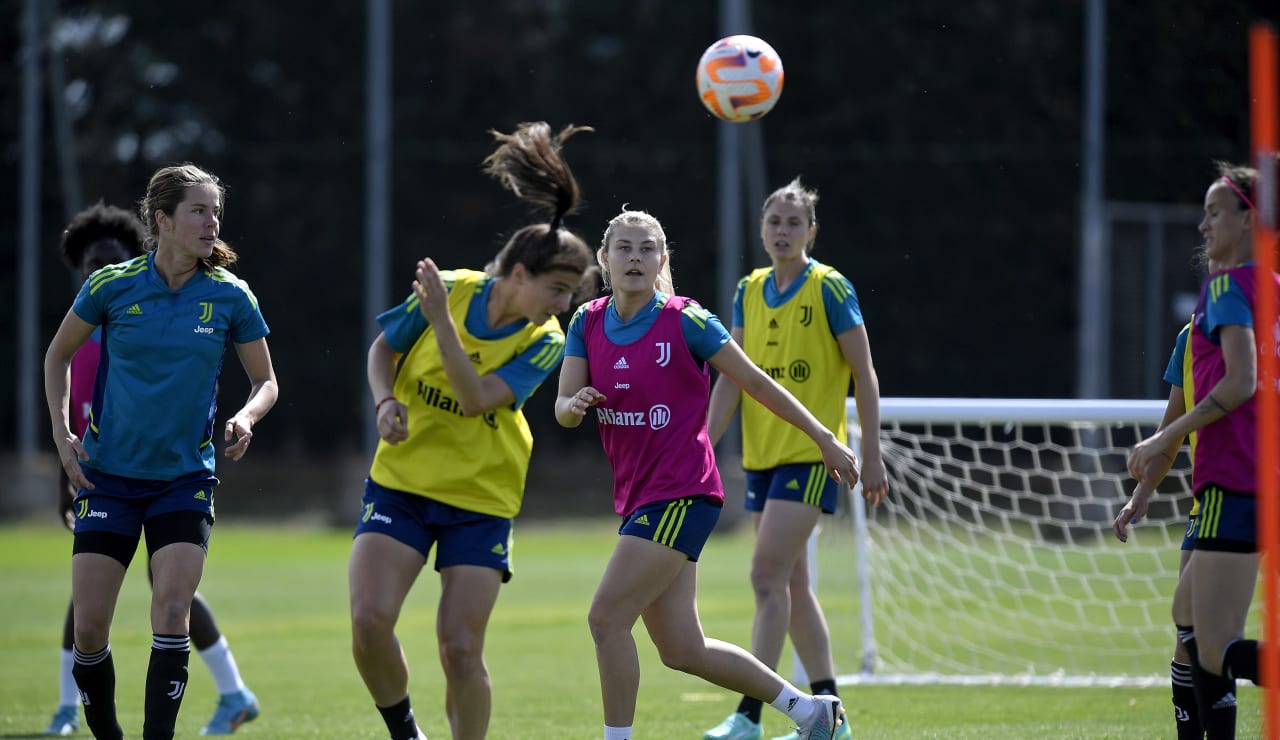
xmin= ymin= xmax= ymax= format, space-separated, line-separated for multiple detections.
xmin=224 ymin=415 xmax=254 ymax=461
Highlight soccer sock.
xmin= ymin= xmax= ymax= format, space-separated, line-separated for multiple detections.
xmin=604 ymin=724 xmax=633 ymax=740
xmin=143 ymin=634 xmax=190 ymax=740
xmin=1170 ymin=660 xmax=1201 ymax=740
xmin=810 ymin=679 xmax=839 ymax=697
xmin=769 ymin=682 xmax=810 ymax=723
xmin=1222 ymin=640 xmax=1259 ymax=685
xmin=59 ymin=648 xmax=80 ymax=707
xmin=198 ymin=635 xmax=247 ymax=695
xmin=72 ymin=644 xmax=123 ymax=740
xmin=377 ymin=695 xmax=420 ymax=740
xmin=735 ymin=695 xmax=764 ymax=724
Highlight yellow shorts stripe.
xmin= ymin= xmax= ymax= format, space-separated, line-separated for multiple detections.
xmin=1200 ymin=486 xmax=1222 ymax=540
xmin=654 ymin=498 xmax=691 ymax=547
xmin=805 ymin=465 xmax=825 ymax=506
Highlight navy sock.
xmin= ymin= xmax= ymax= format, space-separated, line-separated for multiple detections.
xmin=735 ymin=695 xmax=764 ymax=724
xmin=72 ymin=644 xmax=123 ymax=740
xmin=377 ymin=695 xmax=419 ymax=740
xmin=1222 ymin=640 xmax=1259 ymax=685
xmin=142 ymin=634 xmax=190 ymax=740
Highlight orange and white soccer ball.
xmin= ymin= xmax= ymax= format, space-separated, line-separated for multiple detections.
xmin=695 ymin=35 xmax=784 ymax=123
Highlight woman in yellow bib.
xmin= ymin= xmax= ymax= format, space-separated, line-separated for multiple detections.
xmin=705 ymin=178 xmax=888 ymax=740
xmin=348 ymin=122 xmax=596 ymax=740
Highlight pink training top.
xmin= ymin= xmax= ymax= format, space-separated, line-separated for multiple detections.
xmin=1189 ymin=265 xmax=1280 ymax=494
xmin=69 ymin=332 xmax=101 ymax=438
xmin=583 ymin=294 xmax=724 ymax=517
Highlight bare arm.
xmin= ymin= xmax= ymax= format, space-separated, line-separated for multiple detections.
xmin=1129 ymin=324 xmax=1254 ymax=481
xmin=708 ymin=339 xmax=859 ymax=485
xmin=1115 ymin=384 xmax=1185 ymax=541
xmin=706 ymin=326 xmax=744 ymax=446
xmin=554 ymin=355 xmax=606 ymax=428
xmin=224 ymin=337 xmax=279 ymax=461
xmin=414 ymin=258 xmax=515 ymax=416
xmin=367 ymin=333 xmax=410 ymax=444
xmin=43 ymin=310 xmax=97 ymax=491
xmin=838 ymin=324 xmax=887 ymax=504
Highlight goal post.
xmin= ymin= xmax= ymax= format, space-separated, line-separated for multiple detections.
xmin=814 ymin=396 xmax=1260 ymax=687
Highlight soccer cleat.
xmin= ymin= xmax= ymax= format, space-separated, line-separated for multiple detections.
xmin=43 ymin=704 xmax=80 ymax=736
xmin=794 ymin=695 xmax=845 ymax=740
xmin=703 ymin=711 xmax=763 ymax=740
xmin=773 ymin=717 xmax=852 ymax=740
xmin=199 ymin=687 xmax=260 ymax=735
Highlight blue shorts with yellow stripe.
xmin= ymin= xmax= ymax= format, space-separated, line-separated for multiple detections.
xmin=745 ymin=463 xmax=839 ymax=514
xmin=1193 ymin=484 xmax=1256 ymax=553
xmin=619 ymin=495 xmax=722 ymax=561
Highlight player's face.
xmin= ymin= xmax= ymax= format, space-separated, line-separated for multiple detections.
xmin=159 ymin=183 xmax=221 ymax=261
xmin=517 ymin=268 xmax=582 ymax=323
xmin=80 ymin=239 xmax=133 ymax=279
xmin=1199 ymin=182 xmax=1251 ymax=265
xmin=603 ymin=225 xmax=666 ymax=294
xmin=760 ymin=200 xmax=814 ymax=264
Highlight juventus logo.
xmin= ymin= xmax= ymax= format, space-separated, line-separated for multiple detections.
xmin=655 ymin=342 xmax=671 ymax=367
xmin=77 ymin=499 xmax=89 ymax=519
xmin=800 ymin=306 xmax=813 ymax=327
xmin=167 ymin=680 xmax=186 ymax=700
xmin=198 ymin=301 xmax=214 ymax=323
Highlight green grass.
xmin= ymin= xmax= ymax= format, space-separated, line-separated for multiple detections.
xmin=0 ymin=521 xmax=1260 ymax=738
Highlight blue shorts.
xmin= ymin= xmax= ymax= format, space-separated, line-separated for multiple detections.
xmin=1180 ymin=515 xmax=1199 ymax=552
xmin=1194 ymin=485 xmax=1256 ymax=553
xmin=745 ymin=463 xmax=839 ymax=514
xmin=619 ymin=495 xmax=721 ymax=561
xmin=355 ymin=477 xmax=515 ymax=582
xmin=72 ymin=467 xmax=218 ymax=537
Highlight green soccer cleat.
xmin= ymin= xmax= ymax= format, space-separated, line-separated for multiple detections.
xmin=704 ymin=711 xmax=763 ymax=740
xmin=773 ymin=715 xmax=852 ymax=740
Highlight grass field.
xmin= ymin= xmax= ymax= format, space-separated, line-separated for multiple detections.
xmin=0 ymin=520 xmax=1260 ymax=739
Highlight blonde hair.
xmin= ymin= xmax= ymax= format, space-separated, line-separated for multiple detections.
xmin=598 ymin=209 xmax=674 ymax=294
xmin=139 ymin=163 xmax=237 ymax=270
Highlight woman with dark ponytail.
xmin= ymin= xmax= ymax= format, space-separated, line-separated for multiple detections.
xmin=348 ymin=122 xmax=596 ymax=740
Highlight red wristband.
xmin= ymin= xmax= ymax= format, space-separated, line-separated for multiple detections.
xmin=374 ymin=396 xmax=397 ymax=414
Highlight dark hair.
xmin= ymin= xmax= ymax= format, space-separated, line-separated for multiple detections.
xmin=762 ymin=176 xmax=820 ymax=250
xmin=1214 ymin=160 xmax=1258 ymax=210
xmin=139 ymin=163 xmax=238 ymax=270
xmin=481 ymin=122 xmax=594 ymax=279
xmin=60 ymin=200 xmax=147 ymax=270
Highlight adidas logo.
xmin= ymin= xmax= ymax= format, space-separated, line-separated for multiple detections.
xmin=634 ymin=514 xmax=650 ymax=526
xmin=469 ymin=352 xmax=482 ymax=364
xmin=1212 ymin=692 xmax=1237 ymax=709
xmin=193 ymin=490 xmax=208 ymax=501
xmin=127 ymin=303 xmax=143 ymax=315
xmin=613 ymin=357 xmax=630 ymax=370
xmin=785 ymin=479 xmax=801 ymax=490
xmin=491 ymin=543 xmax=506 ymax=555
xmin=786 ymin=697 xmax=798 ymax=711
xmin=768 ymin=318 xmax=779 ymax=329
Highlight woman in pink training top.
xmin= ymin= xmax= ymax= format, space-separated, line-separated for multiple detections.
xmin=1129 ymin=160 xmax=1280 ymax=739
xmin=555 ymin=209 xmax=858 ymax=740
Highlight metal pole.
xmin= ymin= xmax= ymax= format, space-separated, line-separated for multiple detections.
xmin=1076 ymin=0 xmax=1108 ymax=398
xmin=18 ymin=0 xmax=44 ymax=457
xmin=45 ymin=0 xmax=82 ymax=223
xmin=364 ymin=0 xmax=392 ymax=452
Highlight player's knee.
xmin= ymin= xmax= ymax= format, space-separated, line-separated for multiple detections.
xmin=749 ymin=559 xmax=792 ymax=598
xmin=350 ymin=601 xmax=396 ymax=644
xmin=654 ymin=639 xmax=701 ymax=673
xmin=437 ymin=632 xmax=484 ymax=675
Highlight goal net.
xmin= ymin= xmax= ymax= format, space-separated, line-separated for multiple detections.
xmin=813 ymin=397 xmax=1247 ymax=687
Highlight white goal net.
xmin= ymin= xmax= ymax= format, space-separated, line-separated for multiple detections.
xmin=813 ymin=397 xmax=1246 ymax=687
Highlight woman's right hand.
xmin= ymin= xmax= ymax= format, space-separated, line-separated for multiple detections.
xmin=376 ymin=399 xmax=409 ymax=444
xmin=56 ymin=433 xmax=94 ymax=491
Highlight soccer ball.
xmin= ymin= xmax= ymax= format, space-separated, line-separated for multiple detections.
xmin=695 ymin=35 xmax=784 ymax=123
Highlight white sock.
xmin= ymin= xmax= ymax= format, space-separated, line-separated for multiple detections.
xmin=770 ymin=683 xmax=811 ymax=723
xmin=58 ymin=648 xmax=79 ymax=706
xmin=604 ymin=724 xmax=632 ymax=740
xmin=198 ymin=635 xmax=246 ymax=695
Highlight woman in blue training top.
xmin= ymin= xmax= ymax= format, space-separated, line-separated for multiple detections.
xmin=43 ymin=163 xmax=278 ymax=740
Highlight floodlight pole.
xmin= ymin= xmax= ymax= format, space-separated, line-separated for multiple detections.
xmin=1076 ymin=0 xmax=1108 ymax=398
xmin=18 ymin=0 xmax=44 ymax=458
xmin=364 ymin=0 xmax=392 ymax=452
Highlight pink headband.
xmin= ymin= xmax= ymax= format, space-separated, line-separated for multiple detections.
xmin=1221 ymin=176 xmax=1256 ymax=210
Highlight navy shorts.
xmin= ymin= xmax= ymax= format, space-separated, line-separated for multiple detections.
xmin=619 ymin=495 xmax=722 ymax=561
xmin=745 ymin=463 xmax=839 ymax=514
xmin=1180 ymin=514 xmax=1199 ymax=552
xmin=1194 ymin=485 xmax=1256 ymax=553
xmin=355 ymin=477 xmax=515 ymax=582
xmin=72 ymin=466 xmax=218 ymax=537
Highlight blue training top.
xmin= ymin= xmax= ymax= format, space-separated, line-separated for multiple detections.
xmin=71 ymin=252 xmax=270 ymax=480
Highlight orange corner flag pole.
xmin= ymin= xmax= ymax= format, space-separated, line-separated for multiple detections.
xmin=1251 ymin=21 xmax=1280 ymax=740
